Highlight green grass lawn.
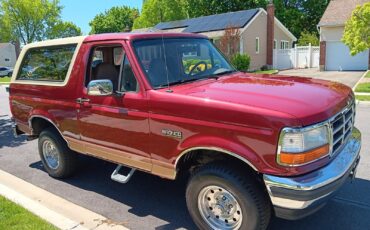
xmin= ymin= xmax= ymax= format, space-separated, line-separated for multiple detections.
xmin=254 ymin=69 xmax=279 ymax=74
xmin=355 ymin=83 xmax=370 ymax=93
xmin=365 ymin=71 xmax=370 ymax=78
xmin=0 ymin=196 xmax=57 ymax=230
xmin=356 ymin=95 xmax=370 ymax=101
xmin=0 ymin=77 xmax=11 ymax=84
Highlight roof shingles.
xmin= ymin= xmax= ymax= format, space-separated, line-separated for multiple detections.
xmin=318 ymin=0 xmax=368 ymax=27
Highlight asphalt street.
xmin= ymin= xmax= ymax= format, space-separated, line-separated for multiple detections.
xmin=1 ymin=84 xmax=370 ymax=230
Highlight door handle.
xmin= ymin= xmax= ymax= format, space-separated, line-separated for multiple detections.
xmin=76 ymin=98 xmax=90 ymax=104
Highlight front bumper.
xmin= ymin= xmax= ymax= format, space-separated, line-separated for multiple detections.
xmin=264 ymin=127 xmax=361 ymax=220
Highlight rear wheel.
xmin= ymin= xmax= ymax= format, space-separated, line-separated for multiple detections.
xmin=38 ymin=128 xmax=77 ymax=178
xmin=186 ymin=163 xmax=271 ymax=230
xmin=7 ymin=72 xmax=12 ymax=77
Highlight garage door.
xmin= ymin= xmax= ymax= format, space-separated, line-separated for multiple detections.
xmin=326 ymin=41 xmax=368 ymax=71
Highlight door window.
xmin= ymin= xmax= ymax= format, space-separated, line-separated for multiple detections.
xmin=86 ymin=45 xmax=138 ymax=93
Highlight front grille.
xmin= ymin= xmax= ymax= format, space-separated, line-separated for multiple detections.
xmin=330 ymin=100 xmax=355 ymax=155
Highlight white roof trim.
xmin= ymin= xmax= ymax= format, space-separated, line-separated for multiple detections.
xmin=258 ymin=8 xmax=297 ymax=41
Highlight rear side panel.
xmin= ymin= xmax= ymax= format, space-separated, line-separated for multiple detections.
xmin=9 ymin=38 xmax=87 ymax=139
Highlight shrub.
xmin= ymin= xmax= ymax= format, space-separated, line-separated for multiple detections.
xmin=231 ymin=53 xmax=250 ymax=72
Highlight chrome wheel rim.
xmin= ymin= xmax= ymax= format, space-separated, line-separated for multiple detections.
xmin=198 ymin=185 xmax=243 ymax=229
xmin=42 ymin=140 xmax=60 ymax=169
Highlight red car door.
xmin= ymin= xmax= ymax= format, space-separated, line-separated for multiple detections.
xmin=76 ymin=40 xmax=152 ymax=172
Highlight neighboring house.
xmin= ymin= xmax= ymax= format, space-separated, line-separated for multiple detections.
xmin=0 ymin=43 xmax=16 ymax=67
xmin=151 ymin=4 xmax=297 ymax=70
xmin=318 ymin=0 xmax=369 ymax=71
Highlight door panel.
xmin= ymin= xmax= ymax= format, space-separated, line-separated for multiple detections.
xmin=77 ymin=41 xmax=151 ymax=171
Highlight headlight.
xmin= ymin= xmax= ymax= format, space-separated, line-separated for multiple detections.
xmin=277 ymin=125 xmax=330 ymax=166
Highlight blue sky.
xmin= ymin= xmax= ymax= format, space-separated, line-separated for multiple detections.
xmin=60 ymin=0 xmax=143 ymax=35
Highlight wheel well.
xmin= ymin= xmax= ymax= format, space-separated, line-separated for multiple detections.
xmin=176 ymin=149 xmax=259 ymax=179
xmin=30 ymin=117 xmax=58 ymax=136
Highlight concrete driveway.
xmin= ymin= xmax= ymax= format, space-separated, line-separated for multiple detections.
xmin=278 ymin=69 xmax=365 ymax=88
xmin=1 ymin=85 xmax=370 ymax=229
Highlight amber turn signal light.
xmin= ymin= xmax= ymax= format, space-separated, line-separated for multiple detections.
xmin=279 ymin=144 xmax=330 ymax=166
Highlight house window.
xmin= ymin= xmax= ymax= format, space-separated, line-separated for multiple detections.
xmin=5 ymin=58 xmax=10 ymax=62
xmin=280 ymin=40 xmax=289 ymax=49
xmin=273 ymin=40 xmax=277 ymax=49
xmin=255 ymin=37 xmax=260 ymax=54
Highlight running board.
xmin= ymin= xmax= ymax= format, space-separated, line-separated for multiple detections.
xmin=111 ymin=165 xmax=136 ymax=184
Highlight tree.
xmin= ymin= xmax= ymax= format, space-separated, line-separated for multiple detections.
xmin=0 ymin=0 xmax=82 ymax=44
xmin=89 ymin=6 xmax=139 ymax=34
xmin=133 ymin=0 xmax=188 ymax=29
xmin=48 ymin=21 xmax=82 ymax=39
xmin=342 ymin=2 xmax=370 ymax=56
xmin=218 ymin=26 xmax=240 ymax=59
xmin=273 ymin=0 xmax=329 ymax=38
xmin=297 ymin=31 xmax=319 ymax=46
xmin=185 ymin=0 xmax=266 ymax=18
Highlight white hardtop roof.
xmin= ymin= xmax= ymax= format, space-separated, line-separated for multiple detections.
xmin=22 ymin=36 xmax=87 ymax=49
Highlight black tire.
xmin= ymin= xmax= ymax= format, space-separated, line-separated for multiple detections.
xmin=38 ymin=128 xmax=77 ymax=178
xmin=7 ymin=72 xmax=12 ymax=77
xmin=186 ymin=163 xmax=271 ymax=230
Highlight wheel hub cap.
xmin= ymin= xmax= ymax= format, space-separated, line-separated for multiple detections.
xmin=198 ymin=185 xmax=243 ymax=229
xmin=42 ymin=140 xmax=60 ymax=169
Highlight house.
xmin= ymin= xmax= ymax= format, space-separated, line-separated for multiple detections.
xmin=153 ymin=4 xmax=297 ymax=70
xmin=0 ymin=43 xmax=16 ymax=67
xmin=318 ymin=0 xmax=369 ymax=71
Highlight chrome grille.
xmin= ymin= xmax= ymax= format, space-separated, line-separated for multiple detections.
xmin=330 ymin=101 xmax=355 ymax=155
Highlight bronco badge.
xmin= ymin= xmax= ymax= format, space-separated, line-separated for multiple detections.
xmin=161 ymin=129 xmax=182 ymax=139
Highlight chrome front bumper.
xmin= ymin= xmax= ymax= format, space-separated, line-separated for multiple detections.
xmin=264 ymin=127 xmax=361 ymax=220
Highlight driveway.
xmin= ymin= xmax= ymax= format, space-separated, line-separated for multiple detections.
xmin=1 ymin=85 xmax=370 ymax=229
xmin=278 ymin=69 xmax=365 ymax=88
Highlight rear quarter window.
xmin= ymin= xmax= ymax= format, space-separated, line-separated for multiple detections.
xmin=16 ymin=44 xmax=77 ymax=82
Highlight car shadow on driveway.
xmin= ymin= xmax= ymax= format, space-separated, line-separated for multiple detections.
xmin=30 ymin=156 xmax=197 ymax=230
xmin=29 ymin=156 xmax=370 ymax=230
xmin=0 ymin=117 xmax=27 ymax=148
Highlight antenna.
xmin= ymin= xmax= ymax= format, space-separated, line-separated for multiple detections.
xmin=161 ymin=33 xmax=172 ymax=93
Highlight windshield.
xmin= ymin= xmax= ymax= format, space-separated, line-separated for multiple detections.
xmin=133 ymin=38 xmax=235 ymax=88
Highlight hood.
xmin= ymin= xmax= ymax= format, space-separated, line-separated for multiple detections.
xmin=171 ymin=72 xmax=353 ymax=126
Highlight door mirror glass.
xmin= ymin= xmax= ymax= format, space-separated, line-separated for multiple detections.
xmin=87 ymin=79 xmax=113 ymax=96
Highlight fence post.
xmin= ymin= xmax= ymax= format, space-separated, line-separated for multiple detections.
xmin=294 ymin=44 xmax=297 ymax=68
xmin=308 ymin=43 xmax=312 ymax=68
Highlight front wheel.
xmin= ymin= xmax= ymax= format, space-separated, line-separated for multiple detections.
xmin=186 ymin=163 xmax=271 ymax=230
xmin=38 ymin=128 xmax=77 ymax=178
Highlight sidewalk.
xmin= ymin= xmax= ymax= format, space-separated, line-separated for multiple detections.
xmin=0 ymin=169 xmax=129 ymax=230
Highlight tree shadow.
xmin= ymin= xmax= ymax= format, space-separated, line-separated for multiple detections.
xmin=29 ymin=155 xmax=370 ymax=230
xmin=0 ymin=117 xmax=27 ymax=148
xmin=30 ymin=155 xmax=197 ymax=230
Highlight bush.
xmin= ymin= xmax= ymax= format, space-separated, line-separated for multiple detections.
xmin=231 ymin=53 xmax=250 ymax=72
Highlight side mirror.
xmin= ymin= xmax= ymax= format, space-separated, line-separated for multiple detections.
xmin=87 ymin=79 xmax=113 ymax=96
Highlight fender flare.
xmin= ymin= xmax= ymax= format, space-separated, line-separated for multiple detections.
xmin=175 ymin=146 xmax=258 ymax=172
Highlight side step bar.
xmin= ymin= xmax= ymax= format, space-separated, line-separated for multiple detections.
xmin=111 ymin=165 xmax=136 ymax=184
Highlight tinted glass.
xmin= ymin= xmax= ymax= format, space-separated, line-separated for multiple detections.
xmin=17 ymin=45 xmax=77 ymax=82
xmin=120 ymin=56 xmax=138 ymax=92
xmin=133 ymin=38 xmax=234 ymax=88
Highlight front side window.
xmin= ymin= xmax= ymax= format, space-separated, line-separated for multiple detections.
xmin=133 ymin=38 xmax=235 ymax=88
xmin=17 ymin=44 xmax=76 ymax=82
xmin=86 ymin=45 xmax=138 ymax=93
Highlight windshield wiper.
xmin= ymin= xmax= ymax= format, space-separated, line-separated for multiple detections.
xmin=213 ymin=69 xmax=237 ymax=76
xmin=156 ymin=78 xmax=203 ymax=88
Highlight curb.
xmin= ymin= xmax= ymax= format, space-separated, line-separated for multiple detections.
xmin=352 ymin=70 xmax=369 ymax=91
xmin=0 ymin=169 xmax=129 ymax=230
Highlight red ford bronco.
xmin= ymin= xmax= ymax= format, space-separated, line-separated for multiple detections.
xmin=9 ymin=33 xmax=361 ymax=230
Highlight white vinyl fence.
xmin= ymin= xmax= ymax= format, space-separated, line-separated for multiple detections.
xmin=273 ymin=44 xmax=320 ymax=70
